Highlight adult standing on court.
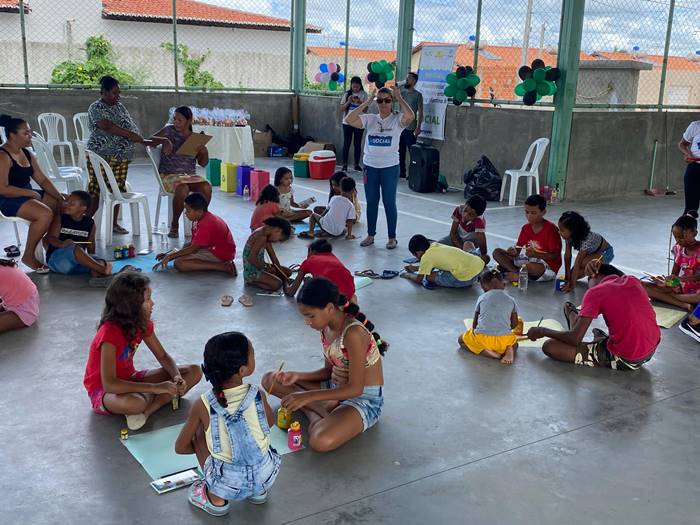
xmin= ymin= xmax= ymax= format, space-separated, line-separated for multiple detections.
xmin=680 ymin=119 xmax=700 ymax=215
xmin=345 ymin=85 xmax=415 ymax=250
xmin=86 ymin=75 xmax=169 ymax=234
xmin=398 ymin=72 xmax=423 ymax=179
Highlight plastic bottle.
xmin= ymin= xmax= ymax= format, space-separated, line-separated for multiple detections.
xmin=287 ymin=421 xmax=302 ymax=451
xmin=277 ymin=407 xmax=291 ymax=430
xmin=243 ymin=185 xmax=250 ymax=201
xmin=160 ymin=222 xmax=168 ymax=246
xmin=114 ymin=246 xmax=122 ymax=260
xmin=128 ymin=244 xmax=136 ymax=258
xmin=121 ymin=245 xmax=129 ymax=259
xmin=518 ymin=264 xmax=528 ymax=292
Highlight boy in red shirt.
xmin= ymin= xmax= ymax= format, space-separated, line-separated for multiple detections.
xmin=438 ymin=195 xmax=489 ymax=263
xmin=155 ymin=192 xmax=236 ymax=275
xmin=493 ymin=194 xmax=562 ymax=282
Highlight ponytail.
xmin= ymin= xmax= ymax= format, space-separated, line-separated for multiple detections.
xmin=202 ymin=331 xmax=251 ymax=409
xmin=338 ymin=294 xmax=389 ymax=355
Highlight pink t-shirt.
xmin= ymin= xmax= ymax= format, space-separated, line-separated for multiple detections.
xmin=250 ymin=202 xmax=281 ymax=230
xmin=579 ymin=275 xmax=660 ymax=361
xmin=672 ymin=244 xmax=700 ymax=294
xmin=0 ymin=264 xmax=38 ymax=308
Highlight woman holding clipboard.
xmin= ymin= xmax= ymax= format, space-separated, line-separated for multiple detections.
xmin=153 ymin=106 xmax=211 ymax=238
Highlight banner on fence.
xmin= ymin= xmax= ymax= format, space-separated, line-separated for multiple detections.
xmin=415 ymin=45 xmax=457 ymax=141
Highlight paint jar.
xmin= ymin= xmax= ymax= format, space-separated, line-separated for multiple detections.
xmin=288 ymin=421 xmax=302 ymax=451
xmin=120 ymin=428 xmax=129 ymax=440
xmin=277 ymin=407 xmax=291 ymax=430
xmin=665 ymin=276 xmax=681 ymax=289
xmin=555 ymin=277 xmax=566 ymax=291
xmin=171 ymin=397 xmax=179 ymax=410
xmin=514 ymin=317 xmax=524 ymax=336
xmin=114 ymin=246 xmax=122 ymax=260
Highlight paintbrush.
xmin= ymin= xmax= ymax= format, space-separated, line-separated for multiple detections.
xmin=268 ymin=361 xmax=285 ymax=397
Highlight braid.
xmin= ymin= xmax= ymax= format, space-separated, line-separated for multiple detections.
xmin=202 ymin=332 xmax=251 ymax=409
xmin=339 ymin=295 xmax=389 ymax=355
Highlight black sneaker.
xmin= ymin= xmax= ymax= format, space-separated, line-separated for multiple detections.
xmin=679 ymin=318 xmax=700 ymax=343
xmin=354 ymin=164 xmax=362 ymax=172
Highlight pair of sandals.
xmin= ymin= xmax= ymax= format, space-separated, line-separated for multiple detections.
xmin=354 ymin=269 xmax=399 ymax=280
xmin=3 ymin=245 xmax=50 ymax=273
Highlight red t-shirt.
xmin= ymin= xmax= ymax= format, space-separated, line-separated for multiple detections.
xmin=250 ymin=202 xmax=281 ymax=231
xmin=516 ymin=219 xmax=562 ymax=273
xmin=451 ymin=206 xmax=486 ymax=239
xmin=579 ymin=275 xmax=660 ymax=361
xmin=299 ymin=253 xmax=355 ymax=299
xmin=83 ymin=320 xmax=155 ymax=394
xmin=192 ymin=211 xmax=236 ymax=262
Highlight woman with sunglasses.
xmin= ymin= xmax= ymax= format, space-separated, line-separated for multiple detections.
xmin=344 ymin=85 xmax=414 ymax=249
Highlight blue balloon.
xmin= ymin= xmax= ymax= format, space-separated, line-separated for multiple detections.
xmin=337 ymin=73 xmax=345 ymax=82
xmin=632 ymin=45 xmax=640 ymax=51
xmin=696 ymin=50 xmax=700 ymax=55
xmin=469 ymin=35 xmax=476 ymax=41
xmin=320 ymin=63 xmax=328 ymax=73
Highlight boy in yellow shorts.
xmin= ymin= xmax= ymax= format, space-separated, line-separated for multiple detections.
xmin=459 ymin=269 xmax=519 ymax=365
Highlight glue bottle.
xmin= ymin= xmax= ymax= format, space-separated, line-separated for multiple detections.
xmin=287 ymin=421 xmax=302 ymax=450
xmin=277 ymin=407 xmax=291 ymax=430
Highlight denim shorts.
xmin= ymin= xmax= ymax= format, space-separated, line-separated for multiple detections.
xmin=205 ymin=448 xmax=281 ymax=501
xmin=321 ymin=381 xmax=384 ymax=431
xmin=0 ymin=188 xmax=44 ymax=216
xmin=47 ymin=246 xmax=91 ymax=274
xmin=434 ymin=270 xmax=475 ymax=288
xmin=600 ymin=244 xmax=615 ymax=264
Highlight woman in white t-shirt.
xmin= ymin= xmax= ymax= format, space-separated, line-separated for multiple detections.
xmin=345 ymin=85 xmax=414 ymax=249
xmin=680 ymin=120 xmax=700 ymax=214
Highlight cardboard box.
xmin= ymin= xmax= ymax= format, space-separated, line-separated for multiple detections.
xmin=253 ymin=130 xmax=272 ymax=158
xmin=298 ymin=141 xmax=337 ymax=155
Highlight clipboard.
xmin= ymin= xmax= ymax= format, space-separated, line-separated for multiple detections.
xmin=175 ymin=132 xmax=212 ymax=156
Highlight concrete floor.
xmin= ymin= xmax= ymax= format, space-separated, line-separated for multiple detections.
xmin=1 ymin=158 xmax=699 ymax=524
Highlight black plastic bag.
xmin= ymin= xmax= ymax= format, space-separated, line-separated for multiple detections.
xmin=463 ymin=155 xmax=502 ymax=201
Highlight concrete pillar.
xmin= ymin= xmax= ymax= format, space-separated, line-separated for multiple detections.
xmin=396 ymin=0 xmax=415 ymax=80
xmin=291 ymin=0 xmax=307 ymax=94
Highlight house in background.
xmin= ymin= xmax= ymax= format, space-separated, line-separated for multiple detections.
xmin=0 ymin=0 xmax=320 ymax=88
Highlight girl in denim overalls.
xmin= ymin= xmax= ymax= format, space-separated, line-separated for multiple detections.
xmin=176 ymin=332 xmax=281 ymax=517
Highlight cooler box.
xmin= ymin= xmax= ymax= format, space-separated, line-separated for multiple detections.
xmin=206 ymin=158 xmax=222 ymax=187
xmin=293 ymin=153 xmax=309 ymax=178
xmin=309 ymin=150 xmax=336 ymax=180
xmin=237 ymin=165 xmax=252 ymax=196
xmin=220 ymin=162 xmax=238 ymax=193
xmin=250 ymin=169 xmax=270 ymax=202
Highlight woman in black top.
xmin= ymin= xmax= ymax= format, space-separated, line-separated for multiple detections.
xmin=0 ymin=114 xmax=63 ymax=272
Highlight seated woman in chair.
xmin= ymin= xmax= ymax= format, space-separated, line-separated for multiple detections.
xmin=0 ymin=114 xmax=63 ymax=272
xmin=153 ymin=106 xmax=211 ymax=238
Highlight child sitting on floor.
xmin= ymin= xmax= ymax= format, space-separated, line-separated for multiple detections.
xmin=83 ymin=272 xmax=202 ymax=430
xmin=643 ymin=212 xmax=700 ymax=312
xmin=45 ymin=190 xmax=112 ymax=278
xmin=175 ymin=332 xmax=280 ymax=517
xmin=402 ymin=234 xmax=485 ymax=288
xmin=274 ymin=167 xmax=313 ymax=222
xmin=250 ymin=185 xmax=282 ymax=231
xmin=284 ymin=239 xmax=357 ymax=304
xmin=459 ymin=269 xmax=519 ymax=365
xmin=439 ymin=195 xmax=489 ymax=263
xmin=0 ymin=258 xmax=39 ymax=334
xmin=243 ymin=217 xmax=293 ymax=291
xmin=492 ymin=194 xmax=562 ymax=282
xmin=156 ymin=192 xmax=236 ymax=275
xmin=558 ymin=210 xmax=614 ymax=292
xmin=313 ymin=171 xmax=347 ymax=216
xmin=300 ymin=177 xmax=357 ymax=240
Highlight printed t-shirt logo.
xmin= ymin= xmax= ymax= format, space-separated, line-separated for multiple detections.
xmin=368 ymin=135 xmax=392 ymax=147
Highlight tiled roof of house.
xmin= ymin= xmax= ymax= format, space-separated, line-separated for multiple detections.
xmin=307 ymin=46 xmax=396 ymax=62
xmin=0 ymin=0 xmax=29 ymax=13
xmin=102 ymin=0 xmax=320 ymax=33
xmin=590 ymin=50 xmax=700 ymax=72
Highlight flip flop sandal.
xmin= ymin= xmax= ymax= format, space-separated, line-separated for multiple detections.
xmin=28 ymin=265 xmax=50 ymax=274
xmin=118 ymin=265 xmax=142 ymax=273
xmin=564 ymin=301 xmax=579 ymax=330
xmin=403 ymin=256 xmax=419 ymax=263
xmin=188 ymin=481 xmax=230 ymax=517
xmin=167 ymin=228 xmax=179 ymax=239
xmin=354 ymin=269 xmax=381 ymax=279
xmin=380 ymin=270 xmax=400 ymax=279
xmin=89 ymin=275 xmax=114 ymax=288
xmin=4 ymin=245 xmax=20 ymax=257
xmin=288 ymin=264 xmax=301 ymax=273
xmin=221 ymin=295 xmax=234 ymax=307
xmin=297 ymin=231 xmax=314 ymax=239
xmin=112 ymin=225 xmax=129 ymax=235
xmin=238 ymin=294 xmax=254 ymax=307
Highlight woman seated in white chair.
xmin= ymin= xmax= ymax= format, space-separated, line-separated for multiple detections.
xmin=153 ymin=106 xmax=211 ymax=238
xmin=0 ymin=114 xmax=64 ymax=272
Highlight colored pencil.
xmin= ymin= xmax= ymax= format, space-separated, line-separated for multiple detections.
xmin=268 ymin=361 xmax=285 ymax=397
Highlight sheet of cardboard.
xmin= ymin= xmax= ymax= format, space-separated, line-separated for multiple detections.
xmin=176 ymin=132 xmax=212 ymax=156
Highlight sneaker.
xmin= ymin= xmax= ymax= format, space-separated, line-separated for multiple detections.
xmin=342 ymin=164 xmax=348 ymax=172
xmin=679 ymin=318 xmax=700 ymax=343
xmin=248 ymin=491 xmax=268 ymax=505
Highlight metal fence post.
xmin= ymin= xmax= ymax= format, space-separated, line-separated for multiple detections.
xmin=472 ymin=0 xmax=482 ymax=72
xmin=657 ymin=0 xmax=675 ymax=109
xmin=396 ymin=0 xmax=415 ymax=80
xmin=291 ymin=0 xmax=307 ymax=93
xmin=343 ymin=0 xmax=350 ymax=92
xmin=546 ymin=0 xmax=585 ymax=197
xmin=18 ymin=0 xmax=29 ymax=88
xmin=172 ymin=0 xmax=179 ymax=92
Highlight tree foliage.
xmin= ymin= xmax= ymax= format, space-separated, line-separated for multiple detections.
xmin=50 ymin=35 xmax=136 ymax=86
xmin=161 ymin=43 xmax=223 ymax=88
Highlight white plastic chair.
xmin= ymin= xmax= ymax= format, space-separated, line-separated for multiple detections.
xmin=31 ymin=134 xmax=83 ymax=192
xmin=0 ymin=126 xmax=6 ymax=143
xmin=0 ymin=210 xmax=26 ymax=246
xmin=37 ymin=112 xmax=76 ymax=167
xmin=500 ymin=138 xmax=550 ymax=206
xmin=72 ymin=112 xmax=90 ymax=143
xmin=145 ymin=145 xmax=192 ymax=238
xmin=87 ymin=150 xmax=152 ymax=246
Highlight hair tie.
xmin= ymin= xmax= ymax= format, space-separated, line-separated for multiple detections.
xmin=342 ymin=301 xmax=350 ymax=309
xmin=362 ymin=318 xmax=369 ymax=326
xmin=375 ymin=338 xmax=383 ymax=346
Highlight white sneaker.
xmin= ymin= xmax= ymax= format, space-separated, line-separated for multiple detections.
xmin=248 ymin=491 xmax=268 ymax=505
xmin=125 ymin=413 xmax=147 ymax=430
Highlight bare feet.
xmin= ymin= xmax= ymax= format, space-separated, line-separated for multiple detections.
xmin=500 ymin=346 xmax=515 ymax=365
xmin=21 ymin=255 xmax=45 ymax=271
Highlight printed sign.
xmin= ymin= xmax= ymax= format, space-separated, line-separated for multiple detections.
xmin=416 ymin=45 xmax=458 ymax=141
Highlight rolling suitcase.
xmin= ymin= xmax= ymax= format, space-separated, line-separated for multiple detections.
xmin=408 ymin=144 xmax=439 ymax=193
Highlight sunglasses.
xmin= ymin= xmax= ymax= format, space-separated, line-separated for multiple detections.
xmin=377 ymin=98 xmax=393 ymax=104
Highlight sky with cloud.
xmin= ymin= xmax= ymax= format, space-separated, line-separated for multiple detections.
xmin=207 ymin=0 xmax=700 ymax=57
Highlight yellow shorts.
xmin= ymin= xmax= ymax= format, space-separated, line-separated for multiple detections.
xmin=461 ymin=329 xmax=518 ymax=355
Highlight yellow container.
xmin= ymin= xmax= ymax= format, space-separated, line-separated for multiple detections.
xmin=221 ymin=162 xmax=238 ymax=193
xmin=277 ymin=407 xmax=291 ymax=430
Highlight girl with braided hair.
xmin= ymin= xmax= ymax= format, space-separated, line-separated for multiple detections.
xmin=262 ymin=277 xmax=386 ymax=452
xmin=175 ymin=332 xmax=280 ymax=518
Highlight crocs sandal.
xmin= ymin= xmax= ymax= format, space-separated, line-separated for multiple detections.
xmin=564 ymin=302 xmax=579 ymax=330
xmin=188 ymin=480 xmax=230 ymax=517
xmin=354 ymin=269 xmax=381 ymax=279
xmin=380 ymin=270 xmax=399 ymax=279
xmin=238 ymin=294 xmax=253 ymax=307
xmin=297 ymin=231 xmax=314 ymax=239
xmin=221 ymin=295 xmax=234 ymax=307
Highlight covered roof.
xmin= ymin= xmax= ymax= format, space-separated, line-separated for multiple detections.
xmin=307 ymin=46 xmax=395 ymax=62
xmin=101 ymin=0 xmax=320 ymax=33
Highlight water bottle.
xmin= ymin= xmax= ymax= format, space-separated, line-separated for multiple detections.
xmin=243 ymin=185 xmax=250 ymax=201
xmin=519 ymin=264 xmax=529 ymax=292
xmin=160 ymin=221 xmax=167 ymax=246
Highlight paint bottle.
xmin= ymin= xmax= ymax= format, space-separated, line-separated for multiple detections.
xmin=120 ymin=428 xmax=129 ymax=440
xmin=114 ymin=246 xmax=122 ymax=260
xmin=555 ymin=276 xmax=566 ymax=291
xmin=666 ymin=276 xmax=681 ymax=289
xmin=287 ymin=421 xmax=302 ymax=450
xmin=277 ymin=407 xmax=291 ymax=430
xmin=128 ymin=244 xmax=136 ymax=258
xmin=515 ymin=317 xmax=524 ymax=336
xmin=171 ymin=396 xmax=179 ymax=410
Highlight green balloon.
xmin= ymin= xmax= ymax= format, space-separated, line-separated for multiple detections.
xmin=514 ymin=83 xmax=527 ymax=96
xmin=378 ymin=73 xmax=387 ymax=84
xmin=444 ymin=84 xmax=458 ymax=97
xmin=536 ymin=92 xmax=543 ymax=101
xmin=457 ymin=78 xmax=468 ymax=89
xmin=379 ymin=59 xmax=388 ymax=69
xmin=536 ymin=81 xmax=550 ymax=96
xmin=523 ymin=78 xmax=537 ymax=92
xmin=548 ymin=81 xmax=557 ymax=95
xmin=446 ymin=72 xmax=457 ymax=85
xmin=545 ymin=65 xmax=552 ymax=71
xmin=371 ymin=62 xmax=382 ymax=73
xmin=455 ymin=89 xmax=467 ymax=102
xmin=328 ymin=80 xmax=338 ymax=91
xmin=386 ymin=70 xmax=394 ymax=81
xmin=533 ymin=68 xmax=546 ymax=82
xmin=466 ymin=74 xmax=480 ymax=87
